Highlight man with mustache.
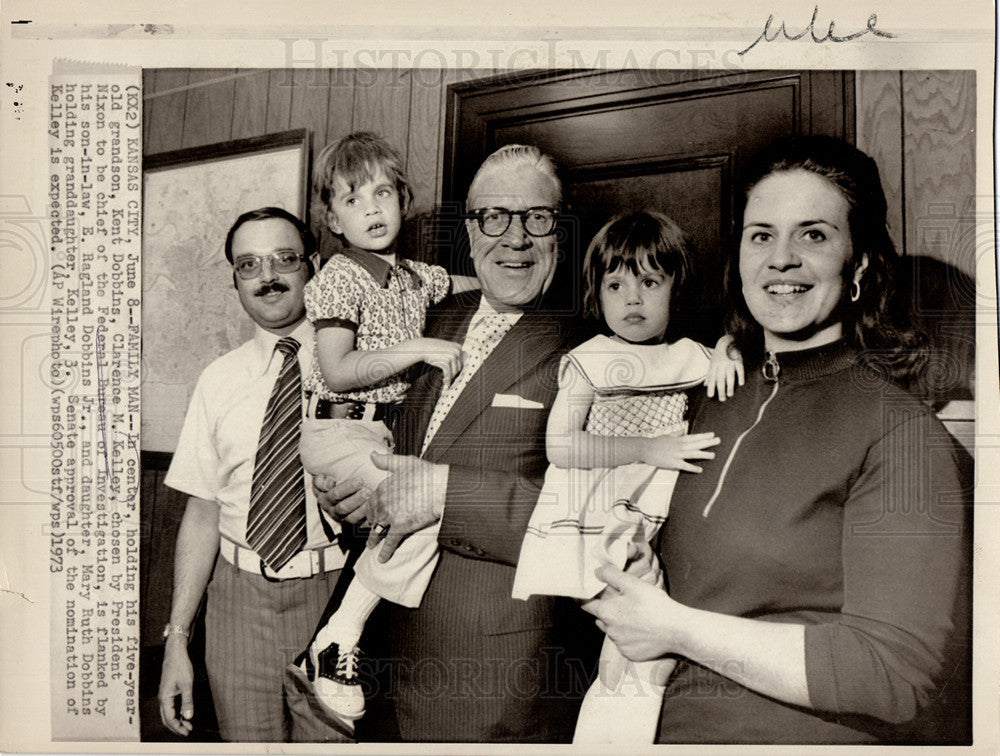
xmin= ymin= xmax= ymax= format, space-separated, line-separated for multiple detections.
xmin=157 ymin=207 xmax=347 ymax=742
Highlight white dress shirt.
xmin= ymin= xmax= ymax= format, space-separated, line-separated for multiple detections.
xmin=165 ymin=318 xmax=343 ymax=559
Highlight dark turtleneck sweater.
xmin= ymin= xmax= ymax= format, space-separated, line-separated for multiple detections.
xmin=657 ymin=340 xmax=970 ymax=744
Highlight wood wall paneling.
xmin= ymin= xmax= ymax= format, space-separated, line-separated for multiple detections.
xmin=323 ymin=68 xmax=357 ymax=150
xmin=181 ymin=70 xmax=236 ymax=148
xmin=290 ymin=68 xmax=333 ymax=148
xmin=902 ymin=71 xmax=977 ymax=278
xmin=144 ymin=69 xmax=189 ymax=154
xmin=406 ymin=68 xmax=445 ymax=215
xmin=265 ymin=69 xmax=294 ymax=133
xmin=230 ymin=70 xmax=270 ymax=140
xmin=402 ymin=69 xmax=447 ymax=262
xmin=855 ymin=71 xmax=905 ymax=255
xmin=486 ymin=86 xmax=791 ymax=168
xmin=901 ymin=71 xmax=977 ymax=407
xmin=855 ymin=70 xmax=977 ymax=407
xmin=351 ymin=68 xmax=413 ymax=158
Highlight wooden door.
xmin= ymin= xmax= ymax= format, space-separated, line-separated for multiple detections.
xmin=441 ymin=69 xmax=854 ymax=344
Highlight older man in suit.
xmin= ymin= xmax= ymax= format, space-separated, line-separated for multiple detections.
xmin=321 ymin=144 xmax=596 ymax=742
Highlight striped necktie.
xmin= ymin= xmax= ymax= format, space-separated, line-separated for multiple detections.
xmin=246 ymin=337 xmax=307 ymax=571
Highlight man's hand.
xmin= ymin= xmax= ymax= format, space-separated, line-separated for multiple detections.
xmin=367 ymin=452 xmax=448 ymax=562
xmin=313 ymin=473 xmax=374 ymax=525
xmin=158 ymin=637 xmax=195 ymax=736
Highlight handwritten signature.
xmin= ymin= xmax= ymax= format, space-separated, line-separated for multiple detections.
xmin=739 ymin=6 xmax=895 ymax=56
xmin=96 ymin=332 xmax=139 ymax=503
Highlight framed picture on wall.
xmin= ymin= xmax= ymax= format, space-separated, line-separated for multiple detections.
xmin=141 ymin=128 xmax=311 ymax=453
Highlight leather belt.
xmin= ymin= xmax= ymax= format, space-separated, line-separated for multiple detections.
xmin=219 ymin=537 xmax=345 ymax=581
xmin=305 ymin=392 xmax=391 ymax=422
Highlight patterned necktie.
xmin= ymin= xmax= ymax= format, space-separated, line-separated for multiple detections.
xmin=421 ymin=312 xmax=514 ymax=454
xmin=246 ymin=337 xmax=307 ymax=571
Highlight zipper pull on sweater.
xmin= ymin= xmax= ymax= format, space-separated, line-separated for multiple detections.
xmin=762 ymin=351 xmax=780 ymax=382
xmin=702 ymin=358 xmax=781 ymax=518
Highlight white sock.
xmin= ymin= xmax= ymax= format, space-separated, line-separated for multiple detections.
xmin=315 ymin=582 xmax=381 ymax=651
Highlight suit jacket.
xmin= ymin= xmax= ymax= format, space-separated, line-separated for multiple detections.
xmin=384 ymin=291 xmax=597 ymax=742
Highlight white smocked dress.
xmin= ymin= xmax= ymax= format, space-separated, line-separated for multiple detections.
xmin=513 ymin=334 xmax=710 ymax=600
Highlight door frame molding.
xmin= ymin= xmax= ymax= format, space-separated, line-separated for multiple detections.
xmin=442 ymin=68 xmax=855 ymax=203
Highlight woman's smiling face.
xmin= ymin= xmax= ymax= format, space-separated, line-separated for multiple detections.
xmin=739 ymin=169 xmax=866 ymax=353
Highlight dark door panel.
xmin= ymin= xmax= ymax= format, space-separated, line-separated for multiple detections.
xmin=565 ymin=155 xmax=730 ymax=343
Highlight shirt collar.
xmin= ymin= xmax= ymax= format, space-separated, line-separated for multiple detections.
xmin=470 ymin=295 xmax=522 ymax=330
xmin=764 ymin=339 xmax=859 ymax=382
xmin=251 ymin=318 xmax=314 ymax=376
xmin=338 ymin=246 xmax=422 ymax=289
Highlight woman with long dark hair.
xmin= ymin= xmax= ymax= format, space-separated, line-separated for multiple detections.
xmin=584 ymin=135 xmax=971 ymax=744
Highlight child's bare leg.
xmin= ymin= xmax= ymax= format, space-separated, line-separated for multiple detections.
xmin=576 ymin=543 xmax=674 ymax=743
xmin=574 ymin=638 xmax=676 ymax=744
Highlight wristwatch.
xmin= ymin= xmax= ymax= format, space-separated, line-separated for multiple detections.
xmin=163 ymin=623 xmax=190 ymax=641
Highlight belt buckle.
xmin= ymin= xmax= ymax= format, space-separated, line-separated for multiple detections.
xmin=259 ymin=551 xmax=318 ymax=582
xmin=306 ymin=392 xmax=321 ymax=419
xmin=259 ymin=556 xmax=301 ymax=582
xmin=259 ymin=558 xmax=284 ymax=582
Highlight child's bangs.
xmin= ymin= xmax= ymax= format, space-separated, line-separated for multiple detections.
xmin=602 ymin=213 xmax=684 ymax=279
xmin=331 ymin=155 xmax=385 ymax=193
xmin=605 ymin=244 xmax=675 ymax=279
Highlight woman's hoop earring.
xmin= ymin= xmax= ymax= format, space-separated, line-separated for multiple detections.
xmin=850 ymin=280 xmax=861 ymax=303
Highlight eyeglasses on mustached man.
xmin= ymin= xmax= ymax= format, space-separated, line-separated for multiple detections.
xmin=232 ymin=251 xmax=306 ymax=279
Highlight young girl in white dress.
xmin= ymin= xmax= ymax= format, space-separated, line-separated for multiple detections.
xmin=512 ymin=211 xmax=742 ymax=743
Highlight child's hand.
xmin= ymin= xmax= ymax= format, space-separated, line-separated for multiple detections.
xmin=705 ymin=334 xmax=744 ymax=401
xmin=624 ymin=541 xmax=664 ymax=588
xmin=419 ymin=338 xmax=463 ymax=386
xmin=642 ymin=430 xmax=720 ymax=473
